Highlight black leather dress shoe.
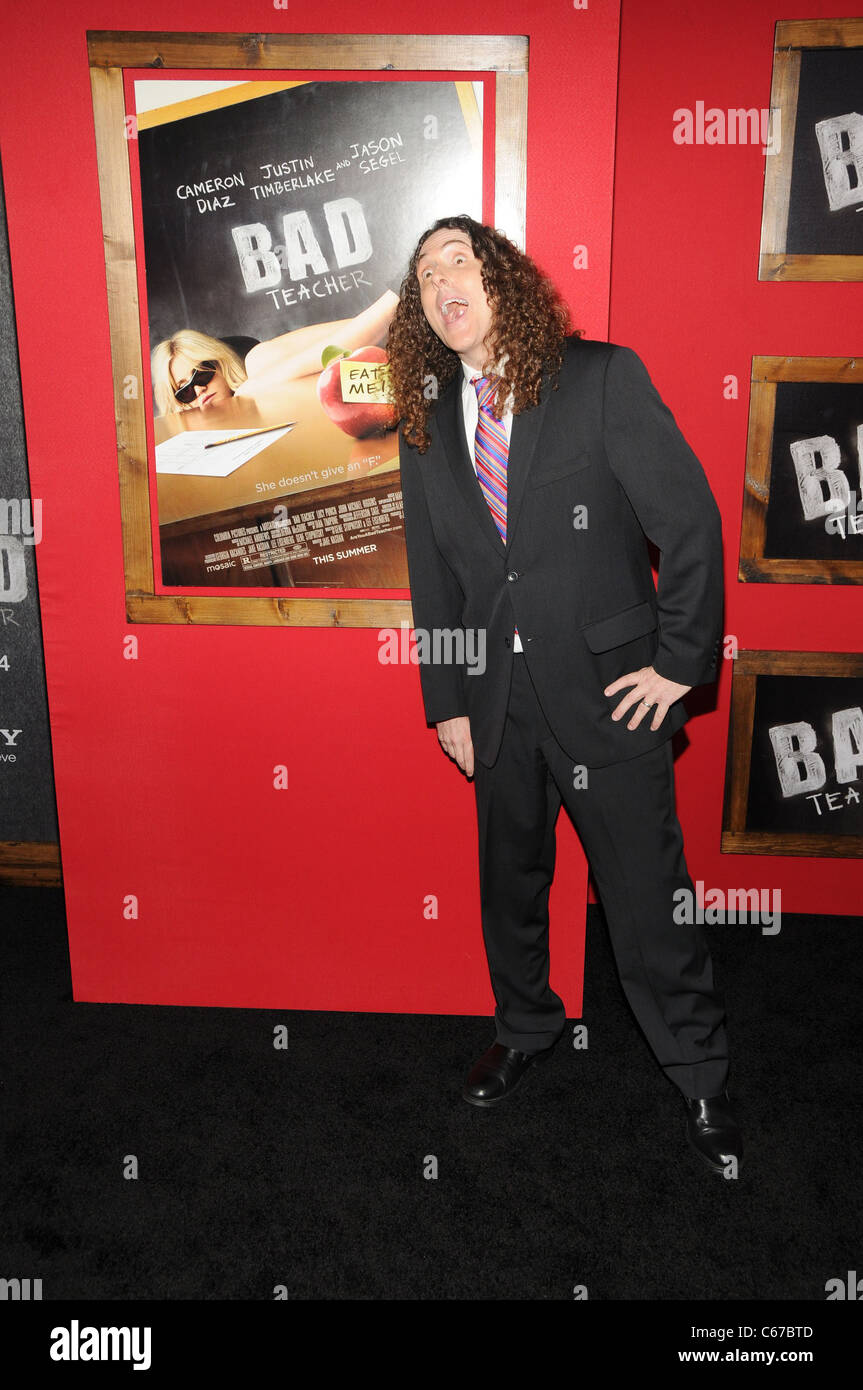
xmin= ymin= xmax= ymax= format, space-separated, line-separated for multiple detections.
xmin=462 ymin=1039 xmax=558 ymax=1107
xmin=685 ymin=1092 xmax=744 ymax=1174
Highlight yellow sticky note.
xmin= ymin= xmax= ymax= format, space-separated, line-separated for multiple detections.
xmin=339 ymin=359 xmax=392 ymax=404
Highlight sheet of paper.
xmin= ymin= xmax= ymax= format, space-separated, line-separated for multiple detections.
xmin=155 ymin=425 xmax=294 ymax=477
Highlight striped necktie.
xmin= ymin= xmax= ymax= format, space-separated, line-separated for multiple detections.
xmin=472 ymin=375 xmax=508 ymax=544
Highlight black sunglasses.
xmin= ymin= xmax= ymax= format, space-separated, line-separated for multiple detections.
xmin=173 ymin=360 xmax=218 ymax=404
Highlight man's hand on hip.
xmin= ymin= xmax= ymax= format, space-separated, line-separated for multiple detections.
xmin=604 ymin=666 xmax=691 ymax=732
xmin=436 ymin=716 xmax=474 ymax=777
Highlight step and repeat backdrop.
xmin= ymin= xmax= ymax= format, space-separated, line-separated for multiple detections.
xmin=1 ymin=5 xmax=861 ymax=1006
xmin=724 ymin=18 xmax=863 ymax=861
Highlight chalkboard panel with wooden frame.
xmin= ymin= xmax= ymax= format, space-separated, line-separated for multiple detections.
xmin=739 ymin=355 xmax=863 ymax=584
xmin=87 ymin=30 xmax=529 ymax=627
xmin=759 ymin=17 xmax=863 ymax=282
xmin=722 ymin=649 xmax=863 ymax=858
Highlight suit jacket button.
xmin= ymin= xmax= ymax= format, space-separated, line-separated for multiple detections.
xmin=504 ymin=637 xmax=511 ymax=648
xmin=506 ymin=570 xmax=519 ymax=582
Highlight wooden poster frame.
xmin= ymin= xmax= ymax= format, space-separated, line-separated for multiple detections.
xmin=87 ymin=31 xmax=529 ymax=627
xmin=759 ymin=17 xmax=863 ymax=283
xmin=739 ymin=355 xmax=863 ymax=585
xmin=722 ymin=649 xmax=863 ymax=858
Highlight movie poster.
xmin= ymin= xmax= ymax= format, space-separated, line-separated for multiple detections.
xmin=133 ymin=78 xmax=484 ymax=590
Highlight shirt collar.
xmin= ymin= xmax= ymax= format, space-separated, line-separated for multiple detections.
xmin=461 ymin=357 xmax=514 ymax=420
xmin=460 ymin=353 xmax=509 ymax=388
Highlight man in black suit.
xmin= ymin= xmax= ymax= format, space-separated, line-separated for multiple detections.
xmin=387 ymin=216 xmax=741 ymax=1174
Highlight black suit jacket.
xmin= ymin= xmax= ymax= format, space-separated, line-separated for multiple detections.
xmin=398 ymin=336 xmax=724 ymax=769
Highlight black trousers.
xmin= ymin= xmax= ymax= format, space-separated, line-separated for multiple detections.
xmin=472 ymin=653 xmax=730 ymax=1100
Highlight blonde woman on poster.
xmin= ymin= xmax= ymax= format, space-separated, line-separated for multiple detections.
xmin=151 ymin=289 xmax=399 ymax=415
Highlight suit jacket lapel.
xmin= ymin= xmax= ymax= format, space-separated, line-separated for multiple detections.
xmin=437 ymin=373 xmax=505 ymax=557
xmin=503 ymin=384 xmax=552 ymax=555
xmin=436 ymin=365 xmax=556 ymax=557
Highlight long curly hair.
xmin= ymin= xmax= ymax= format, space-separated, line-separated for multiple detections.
xmin=387 ymin=215 xmax=577 ymax=453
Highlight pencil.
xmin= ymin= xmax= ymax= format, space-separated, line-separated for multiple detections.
xmin=203 ymin=422 xmax=296 ymax=449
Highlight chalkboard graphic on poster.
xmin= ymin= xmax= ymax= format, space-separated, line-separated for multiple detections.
xmin=722 ymin=650 xmax=863 ymax=857
xmin=138 ymin=80 xmax=482 ymax=351
xmin=739 ymin=356 xmax=863 ymax=584
xmin=87 ymin=30 xmax=529 ymax=626
xmin=759 ymin=18 xmax=863 ymax=281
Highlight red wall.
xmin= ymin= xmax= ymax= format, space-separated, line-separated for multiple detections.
xmin=1 ymin=0 xmax=859 ymax=1013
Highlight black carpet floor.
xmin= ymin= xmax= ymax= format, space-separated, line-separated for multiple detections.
xmin=1 ymin=885 xmax=861 ymax=1303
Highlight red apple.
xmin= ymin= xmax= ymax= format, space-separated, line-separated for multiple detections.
xmin=316 ymin=345 xmax=398 ymax=438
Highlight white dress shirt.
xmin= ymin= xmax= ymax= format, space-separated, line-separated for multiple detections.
xmin=459 ymin=360 xmax=522 ymax=652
